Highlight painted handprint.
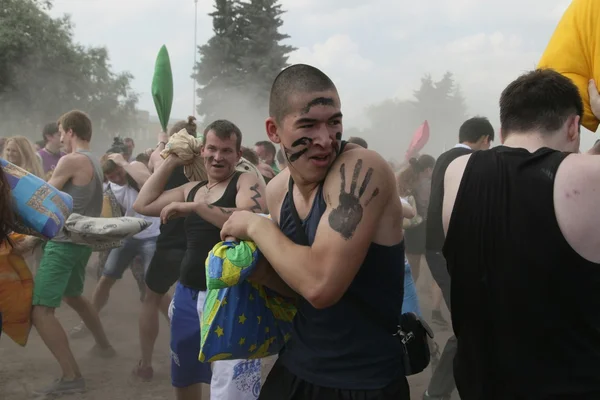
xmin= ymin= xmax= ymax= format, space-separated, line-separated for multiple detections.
xmin=328 ymin=159 xmax=380 ymax=240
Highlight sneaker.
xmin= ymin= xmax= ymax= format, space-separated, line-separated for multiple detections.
xmin=33 ymin=377 xmax=85 ymax=396
xmin=422 ymin=391 xmax=451 ymax=400
xmin=69 ymin=322 xmax=90 ymax=339
xmin=431 ymin=310 xmax=449 ymax=327
xmin=132 ymin=361 xmax=154 ymax=382
xmin=89 ymin=344 xmax=117 ymax=359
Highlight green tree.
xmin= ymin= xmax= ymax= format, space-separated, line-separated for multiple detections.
xmin=0 ymin=0 xmax=139 ymax=144
xmin=365 ymin=72 xmax=468 ymax=156
xmin=238 ymin=0 xmax=296 ymax=101
xmin=193 ymin=0 xmax=295 ymax=140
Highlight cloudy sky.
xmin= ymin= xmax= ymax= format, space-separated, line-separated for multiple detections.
xmin=49 ymin=0 xmax=596 ymax=152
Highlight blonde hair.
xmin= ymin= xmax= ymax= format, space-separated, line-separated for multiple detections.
xmin=3 ymin=136 xmax=45 ymax=178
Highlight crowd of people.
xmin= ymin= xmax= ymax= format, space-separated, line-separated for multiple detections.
xmin=2 ymin=64 xmax=600 ymax=400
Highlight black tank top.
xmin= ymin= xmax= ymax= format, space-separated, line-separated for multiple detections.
xmin=278 ymin=147 xmax=406 ymax=390
xmin=179 ymin=171 xmax=242 ymax=290
xmin=444 ymin=146 xmax=600 ymax=399
xmin=156 ymin=166 xmax=189 ymax=250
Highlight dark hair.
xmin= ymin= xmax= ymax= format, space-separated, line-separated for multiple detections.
xmin=42 ymin=122 xmax=58 ymax=142
xmin=169 ymin=116 xmax=197 ymax=136
xmin=459 ymin=117 xmax=495 ymax=143
xmin=124 ymin=137 xmax=134 ymax=145
xmin=276 ymin=149 xmax=286 ymax=166
xmin=241 ymin=147 xmax=260 ymax=166
xmin=135 ymin=152 xmax=150 ymax=166
xmin=35 ymin=140 xmax=46 ymax=149
xmin=255 ymin=141 xmax=276 ymax=158
xmin=58 ymin=110 xmax=92 ymax=141
xmin=100 ymin=154 xmax=118 ymax=175
xmin=0 ymin=168 xmax=16 ymax=245
xmin=397 ymin=155 xmax=435 ymax=196
xmin=500 ymin=69 xmax=583 ymax=135
xmin=203 ymin=119 xmax=242 ymax=151
xmin=107 ymin=137 xmax=128 ymax=155
xmin=269 ymin=64 xmax=337 ymax=122
xmin=348 ymin=136 xmax=368 ymax=149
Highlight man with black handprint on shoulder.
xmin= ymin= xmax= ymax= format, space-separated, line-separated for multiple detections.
xmin=221 ymin=64 xmax=409 ymax=400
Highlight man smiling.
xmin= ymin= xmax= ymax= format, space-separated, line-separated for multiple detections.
xmin=221 ymin=64 xmax=409 ymax=399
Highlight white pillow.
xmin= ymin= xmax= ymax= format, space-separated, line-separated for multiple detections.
xmin=63 ymin=214 xmax=150 ymax=250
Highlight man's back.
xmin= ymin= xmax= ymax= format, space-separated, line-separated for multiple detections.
xmin=62 ymin=150 xmax=103 ymax=218
xmin=443 ymin=146 xmax=600 ymax=399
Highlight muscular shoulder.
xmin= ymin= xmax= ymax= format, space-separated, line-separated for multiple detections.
xmin=324 ymin=147 xmax=395 ymax=200
xmin=265 ymin=168 xmax=290 ymax=223
xmin=553 ymin=153 xmax=600 ymax=262
xmin=237 ymin=169 xmax=262 ymax=185
xmin=57 ymin=153 xmax=82 ymax=167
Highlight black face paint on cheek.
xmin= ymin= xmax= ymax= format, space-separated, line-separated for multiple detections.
xmin=333 ymin=132 xmax=342 ymax=155
xmin=301 ymin=97 xmax=335 ymax=114
xmin=284 ymin=137 xmax=313 ymax=162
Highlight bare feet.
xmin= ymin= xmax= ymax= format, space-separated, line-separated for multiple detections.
xmin=132 ymin=361 xmax=154 ymax=382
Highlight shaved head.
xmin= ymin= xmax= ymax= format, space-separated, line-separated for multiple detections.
xmin=269 ymin=64 xmax=337 ymax=123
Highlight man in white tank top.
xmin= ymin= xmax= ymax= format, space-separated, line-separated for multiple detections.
xmin=89 ymin=152 xmax=160 ymax=318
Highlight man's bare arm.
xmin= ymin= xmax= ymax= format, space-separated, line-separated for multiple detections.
xmin=193 ymin=173 xmax=267 ymax=228
xmin=249 ymin=255 xmax=297 ymax=298
xmin=133 ymin=156 xmax=188 ymax=217
xmin=246 ymin=150 xmax=393 ymax=309
xmin=47 ymin=155 xmax=76 ymax=190
xmin=123 ymin=161 xmax=151 ymax=187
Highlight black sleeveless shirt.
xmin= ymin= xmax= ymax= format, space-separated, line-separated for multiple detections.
xmin=179 ymin=171 xmax=242 ymax=291
xmin=278 ymin=151 xmax=406 ymax=390
xmin=156 ymin=166 xmax=188 ymax=250
xmin=444 ymin=146 xmax=600 ymax=399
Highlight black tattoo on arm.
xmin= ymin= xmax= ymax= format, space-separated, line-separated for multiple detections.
xmin=284 ymin=137 xmax=313 ymax=162
xmin=334 ymin=132 xmax=342 ymax=155
xmin=249 ymin=183 xmax=262 ymax=213
xmin=328 ymin=159 xmax=380 ymax=240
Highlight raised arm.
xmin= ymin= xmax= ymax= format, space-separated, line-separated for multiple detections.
xmin=223 ymin=150 xmax=395 ymax=309
xmin=107 ymin=153 xmax=151 ymax=187
xmin=148 ymin=132 xmax=169 ymax=172
xmin=47 ymin=154 xmax=77 ymax=190
xmin=133 ymin=155 xmax=189 ymax=217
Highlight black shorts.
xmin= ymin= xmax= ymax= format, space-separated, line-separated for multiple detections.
xmin=404 ymin=222 xmax=426 ymax=255
xmin=259 ymin=360 xmax=410 ymax=400
xmin=144 ymin=247 xmax=185 ymax=294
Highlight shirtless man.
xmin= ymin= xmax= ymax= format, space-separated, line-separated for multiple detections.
xmin=442 ymin=70 xmax=600 ymax=399
xmin=32 ymin=110 xmax=115 ymax=396
xmin=221 ymin=64 xmax=409 ymax=399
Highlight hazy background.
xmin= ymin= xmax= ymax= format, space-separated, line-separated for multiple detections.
xmin=42 ymin=0 xmax=596 ymax=157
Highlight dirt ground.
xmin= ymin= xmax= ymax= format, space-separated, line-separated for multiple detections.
xmin=0 ymin=255 xmax=457 ymax=400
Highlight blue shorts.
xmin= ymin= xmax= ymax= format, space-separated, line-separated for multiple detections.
xmin=169 ymin=283 xmax=264 ymax=398
xmin=169 ymin=283 xmax=212 ymax=388
xmin=102 ymin=237 xmax=157 ymax=280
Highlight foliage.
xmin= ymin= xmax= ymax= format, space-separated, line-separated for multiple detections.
xmin=0 ymin=0 xmax=139 ymax=141
xmin=193 ymin=0 xmax=295 ymax=140
xmin=365 ymin=72 xmax=468 ymax=156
